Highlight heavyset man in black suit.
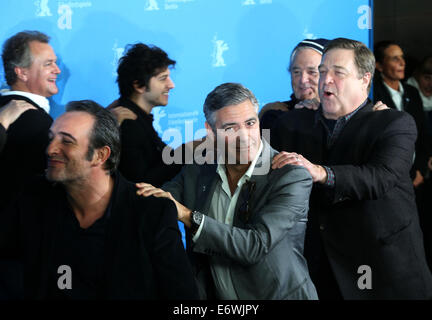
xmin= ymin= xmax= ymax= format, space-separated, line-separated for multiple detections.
xmin=271 ymin=38 xmax=432 ymax=299
xmin=0 ymin=100 xmax=198 ymax=299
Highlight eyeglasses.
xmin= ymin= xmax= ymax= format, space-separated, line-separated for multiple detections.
xmin=238 ymin=180 xmax=256 ymax=223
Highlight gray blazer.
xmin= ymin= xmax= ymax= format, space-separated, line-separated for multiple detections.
xmin=163 ymin=139 xmax=318 ymax=300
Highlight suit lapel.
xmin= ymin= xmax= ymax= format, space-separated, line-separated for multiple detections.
xmin=401 ymin=83 xmax=411 ymax=111
xmin=195 ymin=164 xmax=219 ymax=215
xmin=375 ymin=78 xmax=398 ymax=110
xmin=233 ymin=140 xmax=274 ymax=226
xmin=196 ymin=140 xmax=274 ymax=225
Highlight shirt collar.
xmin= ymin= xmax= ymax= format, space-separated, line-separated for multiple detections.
xmin=383 ymin=81 xmax=404 ymax=96
xmin=1 ymin=90 xmax=50 ymax=114
xmin=342 ymin=98 xmax=368 ymax=121
xmin=315 ymin=98 xmax=369 ymax=124
xmin=216 ymin=139 xmax=264 ymax=182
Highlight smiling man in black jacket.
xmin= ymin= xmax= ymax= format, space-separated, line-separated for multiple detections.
xmin=0 ymin=100 xmax=198 ymax=299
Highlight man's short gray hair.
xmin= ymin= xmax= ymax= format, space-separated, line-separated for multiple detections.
xmin=2 ymin=30 xmax=50 ymax=86
xmin=203 ymin=82 xmax=259 ymax=129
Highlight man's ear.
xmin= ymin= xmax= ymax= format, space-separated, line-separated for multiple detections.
xmin=363 ymin=72 xmax=372 ymax=89
xmin=14 ymin=66 xmax=28 ymax=82
xmin=133 ymin=81 xmax=146 ymax=94
xmin=204 ymin=121 xmax=215 ymax=140
xmin=92 ymin=146 xmax=111 ymax=168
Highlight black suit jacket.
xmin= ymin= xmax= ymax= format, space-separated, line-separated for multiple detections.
xmin=117 ymin=98 xmax=182 ymax=187
xmin=373 ymin=77 xmax=432 ymax=176
xmin=0 ymin=172 xmax=198 ymax=299
xmin=271 ymin=101 xmax=432 ymax=299
xmin=0 ymin=94 xmax=52 ymax=212
xmin=260 ymin=94 xmax=299 ymax=132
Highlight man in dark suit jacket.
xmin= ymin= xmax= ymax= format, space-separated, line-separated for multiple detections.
xmin=0 ymin=30 xmax=61 ymax=299
xmin=271 ymin=38 xmax=432 ymax=299
xmin=138 ymin=83 xmax=317 ymax=300
xmin=113 ymin=43 xmax=182 ymax=187
xmin=373 ymin=40 xmax=432 ymax=185
xmin=0 ymin=100 xmax=198 ymax=299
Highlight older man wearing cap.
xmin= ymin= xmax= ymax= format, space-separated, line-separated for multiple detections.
xmin=260 ymin=38 xmax=329 ymax=130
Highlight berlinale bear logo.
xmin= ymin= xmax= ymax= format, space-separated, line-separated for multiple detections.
xmin=35 ymin=0 xmax=52 ymax=16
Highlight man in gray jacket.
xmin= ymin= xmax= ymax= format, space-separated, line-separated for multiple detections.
xmin=138 ymin=82 xmax=317 ymax=300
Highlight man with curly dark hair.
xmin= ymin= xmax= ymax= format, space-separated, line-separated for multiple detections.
xmin=113 ymin=43 xmax=181 ymax=187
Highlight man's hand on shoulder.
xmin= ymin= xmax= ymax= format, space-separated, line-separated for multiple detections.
xmin=136 ymin=182 xmax=193 ymax=227
xmin=294 ymin=98 xmax=320 ymax=110
xmin=110 ymin=106 xmax=137 ymax=125
xmin=372 ymin=100 xmax=389 ymax=111
xmin=0 ymin=100 xmax=36 ymax=130
xmin=272 ymin=151 xmax=327 ymax=183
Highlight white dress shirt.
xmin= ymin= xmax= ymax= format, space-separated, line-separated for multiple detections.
xmin=383 ymin=81 xmax=404 ymax=111
xmin=1 ymin=90 xmax=50 ymax=114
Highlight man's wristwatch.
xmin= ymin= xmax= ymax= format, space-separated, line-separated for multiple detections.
xmin=190 ymin=210 xmax=203 ymax=235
